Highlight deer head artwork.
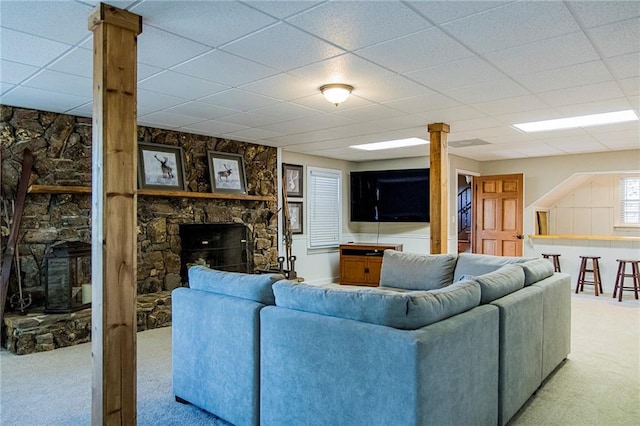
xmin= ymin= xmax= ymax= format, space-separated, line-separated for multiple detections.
xmin=217 ymin=164 xmax=233 ymax=182
xmin=154 ymin=154 xmax=174 ymax=179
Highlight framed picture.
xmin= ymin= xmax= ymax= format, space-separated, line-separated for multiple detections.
xmin=138 ymin=143 xmax=186 ymax=191
xmin=283 ymin=163 xmax=303 ymax=197
xmin=208 ymin=151 xmax=247 ymax=194
xmin=287 ymin=201 xmax=303 ymax=234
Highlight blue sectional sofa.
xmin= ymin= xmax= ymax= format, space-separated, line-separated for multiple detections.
xmin=172 ymin=251 xmax=571 ymax=426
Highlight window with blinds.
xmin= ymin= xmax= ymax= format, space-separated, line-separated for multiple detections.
xmin=617 ymin=174 xmax=640 ymax=226
xmin=307 ymin=167 xmax=341 ymax=248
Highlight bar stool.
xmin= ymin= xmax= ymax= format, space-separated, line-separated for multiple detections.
xmin=541 ymin=253 xmax=561 ymax=272
xmin=612 ymin=259 xmax=640 ymax=302
xmin=576 ymin=256 xmax=603 ymax=296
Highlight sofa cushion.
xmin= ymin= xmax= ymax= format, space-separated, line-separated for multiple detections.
xmin=188 ymin=265 xmax=283 ymax=305
xmin=469 ymin=264 xmax=525 ymax=304
xmin=520 ymin=258 xmax=555 ymax=286
xmin=453 ymin=253 xmax=535 ymax=281
xmin=272 ymin=280 xmax=480 ymax=330
xmin=379 ymin=250 xmax=458 ymax=290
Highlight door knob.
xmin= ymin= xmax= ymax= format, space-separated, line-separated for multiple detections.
xmin=515 ymin=234 xmax=524 ymax=239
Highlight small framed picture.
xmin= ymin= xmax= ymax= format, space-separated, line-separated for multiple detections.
xmin=208 ymin=151 xmax=247 ymax=194
xmin=287 ymin=201 xmax=303 ymax=234
xmin=283 ymin=164 xmax=303 ymax=197
xmin=138 ymin=143 xmax=186 ymax=190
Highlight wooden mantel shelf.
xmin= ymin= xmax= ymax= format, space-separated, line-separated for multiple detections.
xmin=27 ymin=185 xmax=275 ymax=202
xmin=529 ymin=234 xmax=640 ymax=242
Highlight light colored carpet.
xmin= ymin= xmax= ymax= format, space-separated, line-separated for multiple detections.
xmin=1 ymin=293 xmax=638 ymax=425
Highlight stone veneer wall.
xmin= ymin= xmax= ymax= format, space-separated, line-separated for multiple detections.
xmin=0 ymin=105 xmax=279 ymax=312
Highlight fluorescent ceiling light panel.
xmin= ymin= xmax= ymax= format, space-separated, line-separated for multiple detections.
xmin=350 ymin=137 xmax=428 ymax=151
xmin=514 ymin=110 xmax=638 ymax=132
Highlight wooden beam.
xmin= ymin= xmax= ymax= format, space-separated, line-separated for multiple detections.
xmin=427 ymin=123 xmax=450 ymax=254
xmin=88 ymin=4 xmax=142 ymax=425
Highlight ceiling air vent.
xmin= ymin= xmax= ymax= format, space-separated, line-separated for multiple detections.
xmin=448 ymin=139 xmax=491 ymax=148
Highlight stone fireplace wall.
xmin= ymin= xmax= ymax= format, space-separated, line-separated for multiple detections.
xmin=0 ymin=105 xmax=279 ymax=312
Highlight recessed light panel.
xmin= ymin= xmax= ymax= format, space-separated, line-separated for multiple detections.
xmin=513 ymin=110 xmax=638 ymax=132
xmin=350 ymin=137 xmax=428 ymax=151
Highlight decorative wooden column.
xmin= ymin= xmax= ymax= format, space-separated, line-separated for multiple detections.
xmin=88 ymin=4 xmax=142 ymax=424
xmin=427 ymin=123 xmax=450 ymax=254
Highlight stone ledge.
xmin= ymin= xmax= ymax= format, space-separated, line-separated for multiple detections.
xmin=2 ymin=291 xmax=172 ymax=355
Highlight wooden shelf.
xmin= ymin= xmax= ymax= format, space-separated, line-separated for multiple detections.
xmin=28 ymin=185 xmax=275 ymax=202
xmin=529 ymin=234 xmax=640 ymax=242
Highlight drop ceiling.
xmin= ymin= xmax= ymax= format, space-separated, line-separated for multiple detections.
xmin=1 ymin=0 xmax=638 ymax=162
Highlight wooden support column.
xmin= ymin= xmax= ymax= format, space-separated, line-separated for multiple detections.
xmin=427 ymin=123 xmax=450 ymax=254
xmin=88 ymin=4 xmax=142 ymax=425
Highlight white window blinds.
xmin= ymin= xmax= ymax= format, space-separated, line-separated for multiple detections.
xmin=307 ymin=167 xmax=341 ymax=248
xmin=618 ymin=175 xmax=640 ymax=226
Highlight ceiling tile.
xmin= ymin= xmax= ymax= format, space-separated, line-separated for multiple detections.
xmin=172 ymin=50 xmax=280 ymax=87
xmin=249 ymin=102 xmax=320 ymax=122
xmin=407 ymin=1 xmax=510 ymax=25
xmin=382 ymin=92 xmax=462 ymax=114
xmin=165 ymin=102 xmax=238 ymax=120
xmin=138 ymin=111 xmax=204 ymax=128
xmin=0 ymin=82 xmax=15 ymax=96
xmin=514 ymin=61 xmax=614 ymax=93
xmin=286 ymin=1 xmax=430 ymax=50
xmin=554 ymin=97 xmax=636 ymax=117
xmin=23 ymin=69 xmax=92 ymax=98
xmin=138 ymin=71 xmax=229 ymax=100
xmin=537 ymin=81 xmax=625 ymax=107
xmin=66 ymin=102 xmax=93 ymax=118
xmin=443 ymin=79 xmax=529 ymax=104
xmin=137 ymin=27 xmax=212 ymax=69
xmin=0 ymin=86 xmax=89 ymax=113
xmin=214 ymin=111 xmax=280 ymax=128
xmin=264 ymin=129 xmax=342 ymax=146
xmin=199 ymin=89 xmax=280 ymax=111
xmin=606 ymin=52 xmax=640 ymax=80
xmin=290 ymin=93 xmax=373 ymax=113
xmin=333 ymin=104 xmax=405 ymax=122
xmin=569 ymin=1 xmax=640 ymax=28
xmin=224 ymin=127 xmax=284 ymax=142
xmin=543 ymin=135 xmax=607 ymax=154
xmin=239 ymin=73 xmax=318 ymax=101
xmin=183 ymin=120 xmax=249 ymax=136
xmin=471 ymin=95 xmax=550 ymax=116
xmin=484 ymin=31 xmax=600 ymax=76
xmin=618 ymin=77 xmax=640 ymax=97
xmin=222 ymin=23 xmax=345 ymax=72
xmin=355 ymin=74 xmax=433 ymax=103
xmin=0 ymin=60 xmax=39 ymax=84
xmin=424 ymin=105 xmax=487 ymax=123
xmin=243 ymin=1 xmax=323 ymax=19
xmin=131 ymin=1 xmax=276 ymax=47
xmin=260 ymin=113 xmax=356 ymax=134
xmin=442 ymin=1 xmax=579 ymax=53
xmin=587 ymin=17 xmax=640 ymax=58
xmin=0 ymin=1 xmax=93 ymax=45
xmin=357 ymin=27 xmax=473 ymax=73
xmin=0 ymin=29 xmax=71 ymax=67
xmin=48 ymin=47 xmax=92 ymax=78
xmin=406 ymin=56 xmax=506 ymax=91
xmin=137 ymin=89 xmax=189 ymax=115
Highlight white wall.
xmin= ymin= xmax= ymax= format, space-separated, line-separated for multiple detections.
xmin=281 ymin=151 xmax=354 ymax=284
xmin=481 ymin=149 xmax=640 ymax=288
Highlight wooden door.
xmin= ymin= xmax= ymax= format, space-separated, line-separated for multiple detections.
xmin=473 ymin=174 xmax=524 ymax=256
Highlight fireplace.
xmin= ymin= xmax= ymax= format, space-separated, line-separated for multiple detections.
xmin=180 ymin=223 xmax=251 ymax=285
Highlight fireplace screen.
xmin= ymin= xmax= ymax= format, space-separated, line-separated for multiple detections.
xmin=180 ymin=223 xmax=250 ymax=285
xmin=44 ymin=241 xmax=91 ymax=313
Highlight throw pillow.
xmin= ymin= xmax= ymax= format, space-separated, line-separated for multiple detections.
xmin=379 ymin=250 xmax=457 ymax=290
xmin=188 ymin=265 xmax=284 ymax=305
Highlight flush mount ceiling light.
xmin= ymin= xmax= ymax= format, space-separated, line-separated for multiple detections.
xmin=320 ymin=83 xmax=353 ymax=106
xmin=514 ymin=110 xmax=638 ymax=132
xmin=351 ymin=137 xmax=428 ymax=151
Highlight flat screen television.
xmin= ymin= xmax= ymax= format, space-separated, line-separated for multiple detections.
xmin=350 ymin=168 xmax=430 ymax=222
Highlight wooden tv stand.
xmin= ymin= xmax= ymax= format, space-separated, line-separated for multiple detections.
xmin=339 ymin=243 xmax=403 ymax=286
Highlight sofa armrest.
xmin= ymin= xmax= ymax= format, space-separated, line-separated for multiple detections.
xmin=172 ymin=287 xmax=264 ymax=426
xmin=531 ymin=272 xmax=571 ymax=379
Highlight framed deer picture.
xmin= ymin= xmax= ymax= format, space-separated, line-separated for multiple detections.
xmin=208 ymin=151 xmax=247 ymax=194
xmin=137 ymin=142 xmax=186 ymax=191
